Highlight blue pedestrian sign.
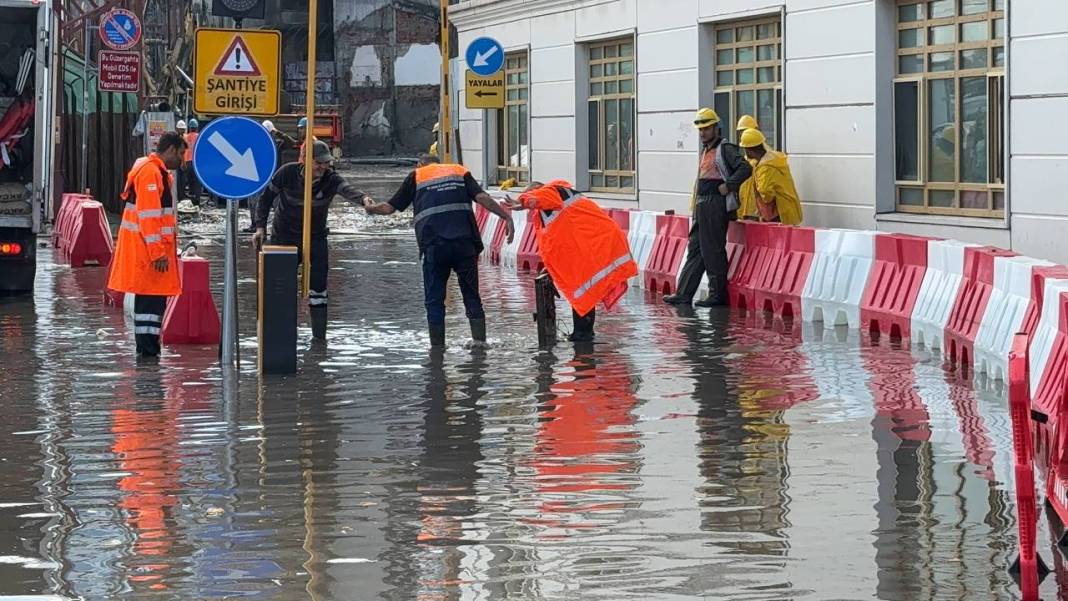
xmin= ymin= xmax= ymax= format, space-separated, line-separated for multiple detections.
xmin=465 ymin=37 xmax=505 ymax=77
xmin=99 ymin=9 xmax=141 ymax=51
xmin=193 ymin=117 xmax=277 ymax=200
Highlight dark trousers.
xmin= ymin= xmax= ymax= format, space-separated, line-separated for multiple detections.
xmin=248 ymin=195 xmax=258 ymax=226
xmin=134 ymin=294 xmax=167 ymax=356
xmin=272 ymin=235 xmax=329 ymax=307
xmin=676 ymin=196 xmax=731 ymax=301
xmin=422 ymin=240 xmax=485 ymax=326
xmin=178 ymin=164 xmax=202 ymax=204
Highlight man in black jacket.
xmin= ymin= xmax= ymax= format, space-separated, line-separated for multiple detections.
xmin=664 ymin=107 xmax=752 ymax=307
xmin=252 ymin=140 xmax=370 ymax=339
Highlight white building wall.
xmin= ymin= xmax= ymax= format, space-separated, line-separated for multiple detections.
xmin=1008 ymin=0 xmax=1068 ymax=265
xmin=450 ymin=0 xmax=1068 ymax=264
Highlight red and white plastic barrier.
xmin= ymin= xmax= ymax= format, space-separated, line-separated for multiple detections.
xmin=644 ymin=214 xmax=688 ymax=295
xmin=161 ymin=256 xmax=221 ymax=345
xmin=860 ymin=233 xmax=933 ymax=340
xmin=801 ymin=229 xmax=876 ymax=329
xmin=973 ymin=256 xmax=1054 ymax=381
xmin=910 ymin=239 xmax=979 ymax=351
xmin=53 ymin=193 xmax=114 ymax=267
xmin=944 ymin=247 xmax=1018 ymax=369
xmin=628 ymin=211 xmax=657 ymax=288
xmin=499 ymin=207 xmax=528 ymax=270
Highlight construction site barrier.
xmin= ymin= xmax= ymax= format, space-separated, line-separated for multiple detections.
xmin=751 ymin=225 xmax=815 ymax=322
xmin=160 ymin=256 xmax=221 ymax=345
xmin=801 ymin=229 xmax=876 ymax=329
xmin=861 ymin=233 xmax=934 ymax=340
xmin=1028 ymin=276 xmax=1068 ymax=462
xmin=627 ymin=211 xmax=657 ymax=288
xmin=500 ymin=207 xmax=528 ymax=270
xmin=55 ymin=196 xmax=114 ymax=267
xmin=910 ymin=239 xmax=980 ymax=352
xmin=1008 ymin=333 xmax=1045 ymax=601
xmin=479 ymin=210 xmax=504 ymax=264
xmin=726 ymin=221 xmax=777 ymax=310
xmin=644 ymin=214 xmax=689 ymax=295
xmin=944 ymin=246 xmax=1018 ymax=370
xmin=474 ymin=203 xmax=490 ymax=235
xmin=516 ymin=214 xmax=542 ymax=272
xmin=974 ymin=256 xmax=1054 ymax=381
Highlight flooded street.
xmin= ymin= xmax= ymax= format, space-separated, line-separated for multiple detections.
xmin=0 ymin=169 xmax=1052 ymax=599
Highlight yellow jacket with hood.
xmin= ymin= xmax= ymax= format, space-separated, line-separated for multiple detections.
xmin=740 ymin=148 xmax=803 ymax=226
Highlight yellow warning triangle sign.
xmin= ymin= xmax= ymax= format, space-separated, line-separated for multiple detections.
xmin=214 ymin=36 xmax=261 ymax=76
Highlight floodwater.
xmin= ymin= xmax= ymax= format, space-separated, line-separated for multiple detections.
xmin=0 ymin=172 xmax=1058 ymax=600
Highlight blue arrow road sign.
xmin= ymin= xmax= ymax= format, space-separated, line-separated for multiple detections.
xmin=465 ymin=37 xmax=505 ymax=77
xmin=100 ymin=9 xmax=141 ymax=51
xmin=193 ymin=117 xmax=277 ymax=201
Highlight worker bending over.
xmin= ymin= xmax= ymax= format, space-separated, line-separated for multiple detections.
xmin=108 ymin=132 xmax=187 ymax=358
xmin=738 ymin=128 xmax=803 ymax=225
xmin=510 ymin=180 xmax=637 ymax=342
xmin=253 ymin=140 xmax=370 ymax=340
xmin=364 ymin=155 xmax=515 ymax=348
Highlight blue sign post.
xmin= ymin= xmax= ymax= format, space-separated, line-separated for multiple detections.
xmin=192 ymin=116 xmax=277 ymax=369
xmin=465 ymin=37 xmax=505 ymax=77
xmin=99 ymin=9 xmax=141 ymax=51
xmin=193 ymin=116 xmax=277 ymax=200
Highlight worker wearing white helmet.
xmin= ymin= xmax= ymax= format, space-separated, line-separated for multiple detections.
xmin=243 ymin=118 xmax=298 ymax=232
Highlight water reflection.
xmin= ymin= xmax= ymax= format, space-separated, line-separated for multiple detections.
xmin=0 ymin=232 xmax=1053 ymax=599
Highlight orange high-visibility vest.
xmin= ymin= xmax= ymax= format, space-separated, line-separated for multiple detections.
xmin=520 ymin=185 xmax=637 ymax=317
xmin=107 ymin=154 xmax=182 ymax=296
xmin=182 ymin=132 xmax=198 ymax=164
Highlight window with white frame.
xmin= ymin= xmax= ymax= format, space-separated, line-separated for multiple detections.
xmin=713 ymin=17 xmax=783 ymax=148
xmin=894 ymin=0 xmax=1005 ymax=216
xmin=496 ymin=51 xmax=529 ymax=185
xmin=587 ymin=38 xmax=635 ymax=193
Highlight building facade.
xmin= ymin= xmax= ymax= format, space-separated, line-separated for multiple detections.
xmin=448 ymin=0 xmax=1068 ymax=264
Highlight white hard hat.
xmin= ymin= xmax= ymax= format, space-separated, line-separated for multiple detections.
xmin=176 ymin=120 xmax=187 ymax=130
xmin=262 ymin=119 xmax=275 ymax=132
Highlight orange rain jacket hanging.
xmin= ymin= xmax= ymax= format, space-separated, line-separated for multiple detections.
xmin=518 ymin=181 xmax=637 ymax=317
xmin=107 ymin=154 xmax=181 ymax=296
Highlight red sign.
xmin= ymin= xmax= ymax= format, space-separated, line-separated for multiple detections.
xmin=98 ymin=51 xmax=141 ymax=93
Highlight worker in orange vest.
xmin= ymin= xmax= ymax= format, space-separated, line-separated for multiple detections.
xmin=182 ymin=118 xmax=201 ymax=204
xmin=107 ymin=132 xmax=187 ymax=358
xmin=364 ymin=154 xmax=515 ymax=348
xmin=509 ymin=180 xmax=638 ymax=342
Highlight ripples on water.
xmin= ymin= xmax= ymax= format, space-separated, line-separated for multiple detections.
xmin=0 ymin=225 xmax=1048 ymax=600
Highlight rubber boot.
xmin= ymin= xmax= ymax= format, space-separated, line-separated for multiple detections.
xmin=310 ymin=306 xmax=327 ymax=340
xmin=469 ymin=318 xmax=487 ymax=347
xmin=569 ymin=309 xmax=595 ymax=342
xmin=663 ymin=293 xmax=692 ymax=305
xmin=429 ymin=324 xmax=446 ymax=348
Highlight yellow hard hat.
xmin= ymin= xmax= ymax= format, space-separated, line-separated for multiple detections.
xmin=432 ymin=121 xmax=440 ymax=133
xmin=940 ymin=125 xmax=955 ymax=144
xmin=693 ymin=108 xmax=720 ymax=129
xmin=739 ymin=128 xmax=766 ymax=148
xmin=736 ymin=115 xmax=759 ymax=131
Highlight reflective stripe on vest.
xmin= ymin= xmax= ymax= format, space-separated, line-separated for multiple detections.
xmin=573 ymin=253 xmax=633 ymax=299
xmin=416 ymin=174 xmax=466 ymax=191
xmin=542 ymin=188 xmax=582 ymax=227
xmin=121 ymin=221 xmax=140 ymax=233
xmin=413 ymin=202 xmax=471 ymax=224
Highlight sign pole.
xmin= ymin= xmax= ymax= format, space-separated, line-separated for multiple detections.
xmin=222 ymin=198 xmax=238 ymax=366
xmin=80 ymin=23 xmax=91 ymax=191
xmin=439 ymin=0 xmax=451 ymax=162
xmin=301 ymin=0 xmax=318 ymax=298
xmin=481 ymin=109 xmax=489 ymax=187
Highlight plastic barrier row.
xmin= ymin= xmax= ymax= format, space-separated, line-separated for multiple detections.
xmin=477 ymin=199 xmax=1068 ymax=598
xmin=53 ymin=192 xmax=114 ymax=267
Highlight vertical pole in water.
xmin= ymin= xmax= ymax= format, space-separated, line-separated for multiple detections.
xmin=534 ymin=272 xmax=557 ymax=349
xmin=301 ymin=0 xmax=319 ymax=298
xmin=80 ymin=23 xmax=90 ymax=191
xmin=439 ymin=0 xmax=451 ymax=162
xmin=222 ymin=199 xmax=237 ymax=366
xmin=481 ymin=109 xmax=489 ymax=187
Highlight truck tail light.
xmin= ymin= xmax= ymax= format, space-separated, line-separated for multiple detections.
xmin=0 ymin=242 xmax=23 ymax=256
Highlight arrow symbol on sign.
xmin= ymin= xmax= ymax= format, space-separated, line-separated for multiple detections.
xmin=472 ymin=45 xmax=499 ymax=68
xmin=207 ymin=131 xmax=260 ymax=182
xmin=474 ymin=90 xmax=498 ymax=97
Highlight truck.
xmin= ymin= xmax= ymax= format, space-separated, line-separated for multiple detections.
xmin=0 ymin=0 xmax=57 ymax=294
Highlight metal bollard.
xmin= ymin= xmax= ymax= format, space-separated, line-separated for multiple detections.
xmin=533 ymin=272 xmax=557 ymax=349
xmin=259 ymin=246 xmax=298 ymax=374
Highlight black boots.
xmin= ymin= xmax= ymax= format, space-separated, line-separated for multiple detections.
xmin=663 ymin=293 xmax=692 ymax=305
xmin=310 ymin=306 xmax=327 ymax=340
xmin=569 ymin=309 xmax=595 ymax=342
xmin=469 ymin=318 xmax=487 ymax=347
xmin=694 ymin=295 xmax=729 ymax=308
xmin=429 ymin=324 xmax=446 ymax=348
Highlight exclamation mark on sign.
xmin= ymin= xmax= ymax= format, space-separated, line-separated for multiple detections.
xmin=235 ymin=47 xmax=242 ymax=71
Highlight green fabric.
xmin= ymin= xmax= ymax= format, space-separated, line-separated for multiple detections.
xmin=62 ymin=49 xmax=139 ymax=115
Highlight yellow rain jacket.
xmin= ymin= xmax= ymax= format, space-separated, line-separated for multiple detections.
xmin=750 ymin=149 xmax=803 ymax=226
xmin=738 ymin=158 xmax=759 ymax=220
